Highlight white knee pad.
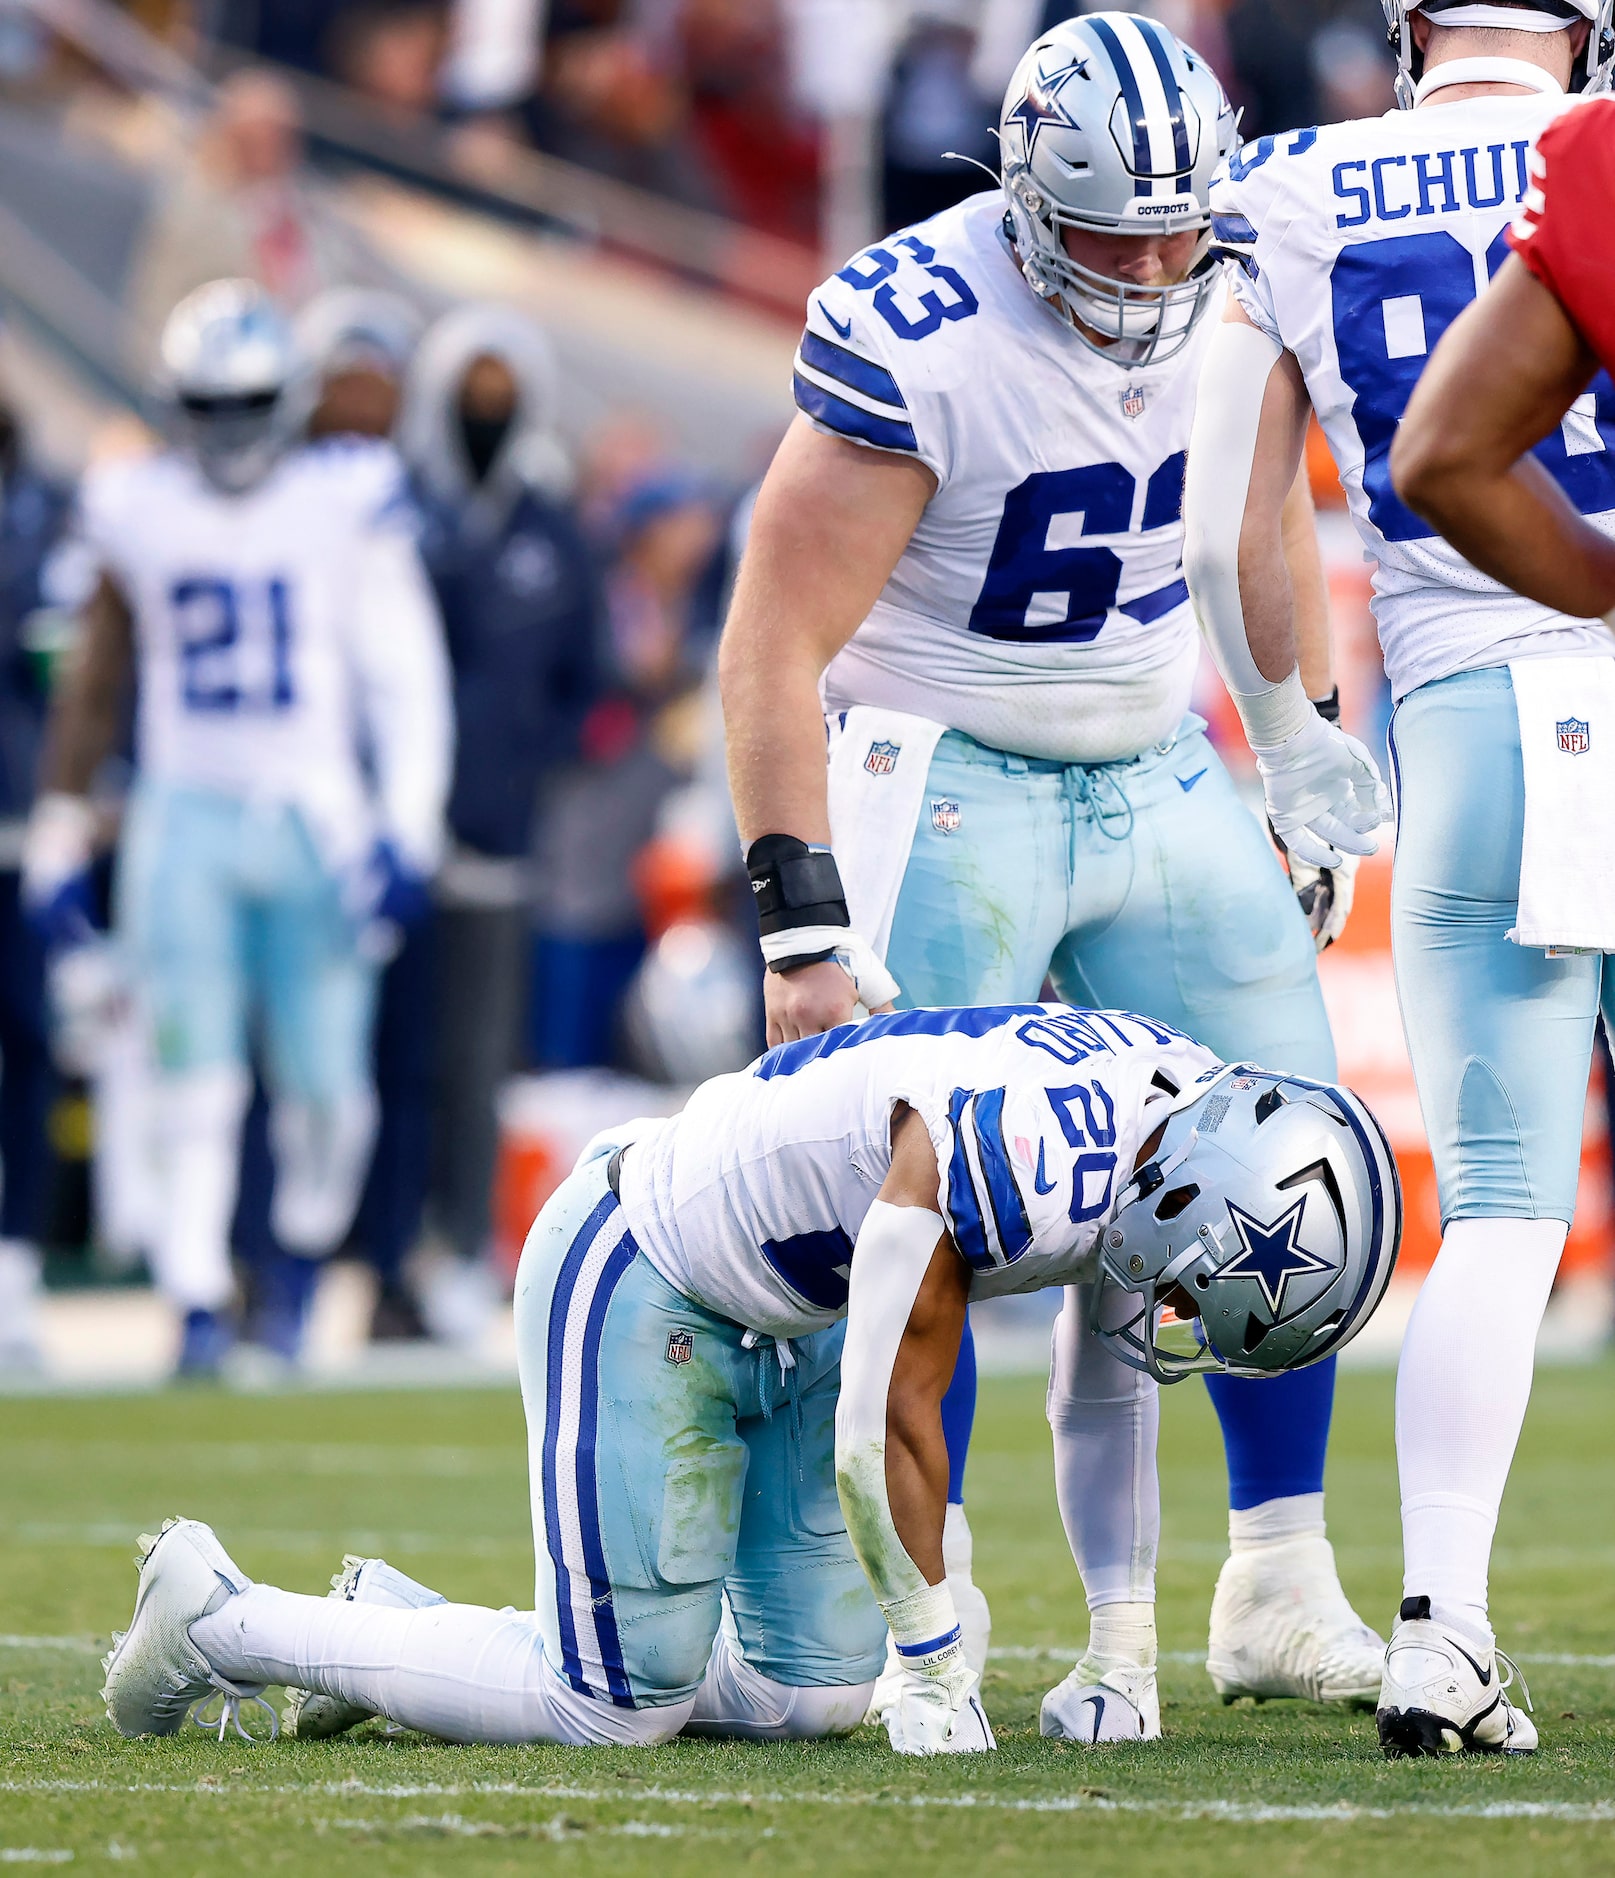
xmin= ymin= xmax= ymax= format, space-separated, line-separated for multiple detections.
xmin=152 ymin=1065 xmax=251 ymax=1312
xmin=270 ymin=1087 xmax=379 ymax=1254
xmin=683 ymin=1626 xmax=873 ymax=1742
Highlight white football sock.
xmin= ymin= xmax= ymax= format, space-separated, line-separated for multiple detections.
xmin=1048 ymin=1283 xmax=1160 ymax=1609
xmin=1229 ymin=1492 xmax=1326 ymax=1551
xmin=270 ymin=1087 xmax=378 ymax=1255
xmin=191 ymin=1587 xmax=691 ymax=1745
xmin=1396 ymin=1215 xmax=1566 ymax=1645
xmin=151 ymin=1066 xmax=250 ymax=1313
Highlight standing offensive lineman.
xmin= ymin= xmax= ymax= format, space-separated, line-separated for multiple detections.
xmin=24 ymin=281 xmax=452 ymax=1374
xmin=1187 ymin=0 xmax=1615 ymax=1756
xmin=720 ymin=11 xmax=1387 ymax=1733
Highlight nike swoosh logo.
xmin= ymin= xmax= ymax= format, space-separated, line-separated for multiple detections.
xmin=819 ymin=302 xmax=853 ymax=339
xmin=1083 ymin=1693 xmax=1106 ymax=1741
xmin=1450 ymin=1638 xmax=1493 ymax=1688
xmin=1034 ymin=1142 xmax=1057 ymax=1196
xmin=1177 ymin=769 xmax=1208 ymax=793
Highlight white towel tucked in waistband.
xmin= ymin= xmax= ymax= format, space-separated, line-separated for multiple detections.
xmin=1508 ymin=654 xmax=1615 ymax=953
xmin=826 ymin=706 xmax=947 ymax=959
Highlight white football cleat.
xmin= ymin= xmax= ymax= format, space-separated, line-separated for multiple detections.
xmin=282 ymin=1555 xmax=447 ymax=1739
xmin=1377 ymin=1598 xmax=1537 ymax=1758
xmin=102 ymin=1517 xmax=275 ymax=1741
xmin=1041 ymin=1657 xmax=1161 ymax=1744
xmin=1206 ymin=1533 xmax=1384 ymax=1704
xmin=884 ymin=1670 xmax=996 ymax=1755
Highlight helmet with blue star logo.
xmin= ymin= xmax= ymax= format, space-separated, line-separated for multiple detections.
xmin=997 ymin=12 xmax=1238 ymax=363
xmin=1091 ymin=1064 xmax=1402 ymax=1381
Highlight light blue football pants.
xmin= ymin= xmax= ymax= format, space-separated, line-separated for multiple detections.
xmin=514 ymin=1154 xmax=888 ymax=1708
xmin=117 ymin=782 xmax=376 ymax=1104
xmin=881 ymin=720 xmax=1340 ymax=1516
xmin=1390 ymin=666 xmax=1615 ymax=1222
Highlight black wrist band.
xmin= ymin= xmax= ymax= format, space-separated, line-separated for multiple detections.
xmin=746 ymin=833 xmax=850 ymax=936
xmin=1313 ymin=686 xmax=1342 ymax=724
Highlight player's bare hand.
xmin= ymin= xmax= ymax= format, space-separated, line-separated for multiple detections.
xmin=764 ymin=960 xmax=869 ymax=1045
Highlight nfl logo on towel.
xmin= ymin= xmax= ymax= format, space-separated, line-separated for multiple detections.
xmin=1557 ymin=717 xmax=1591 ymax=755
xmin=864 ymin=739 xmax=901 ymax=776
xmin=931 ymin=798 xmax=962 ymax=834
xmin=665 ymin=1330 xmax=693 ymax=1366
xmin=1121 ymin=384 xmax=1147 ymax=421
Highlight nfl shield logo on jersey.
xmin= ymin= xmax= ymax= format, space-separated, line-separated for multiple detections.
xmin=1120 ymin=384 xmax=1147 ymax=421
xmin=931 ymin=797 xmax=962 ymax=834
xmin=864 ymin=739 xmax=901 ymax=776
xmin=1558 ymin=717 xmax=1591 ymax=755
xmin=665 ymin=1329 xmax=693 ymax=1366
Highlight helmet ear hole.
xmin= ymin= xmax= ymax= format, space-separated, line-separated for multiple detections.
xmin=1155 ymin=1182 xmax=1201 ymax=1221
xmin=1241 ymin=1313 xmax=1268 ymax=1356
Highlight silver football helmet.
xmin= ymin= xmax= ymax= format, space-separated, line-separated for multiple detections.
xmin=1383 ymin=0 xmax=1615 ymax=108
xmin=1093 ymin=1065 xmax=1402 ymax=1382
xmin=621 ymin=920 xmax=762 ymax=1088
xmin=157 ymin=279 xmax=309 ymax=494
xmin=998 ymin=11 xmax=1238 ymax=364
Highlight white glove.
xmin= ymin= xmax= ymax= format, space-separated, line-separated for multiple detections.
xmin=759 ymin=925 xmax=900 ymax=1014
xmin=1288 ymin=847 xmax=1359 ymax=952
xmin=884 ymin=1664 xmax=996 ymax=1756
xmin=1252 ymin=711 xmax=1390 ymax=869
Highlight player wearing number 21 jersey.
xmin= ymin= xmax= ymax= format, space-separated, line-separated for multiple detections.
xmin=721 ymin=12 xmax=1386 ymax=1747
xmin=1191 ymin=0 xmax=1615 ymax=1758
xmin=24 ymin=281 xmax=453 ymax=1377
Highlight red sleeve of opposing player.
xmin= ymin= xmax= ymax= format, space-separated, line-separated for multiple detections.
xmin=1509 ymin=99 xmax=1615 ymax=376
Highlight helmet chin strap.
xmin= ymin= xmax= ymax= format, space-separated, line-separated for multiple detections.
xmin=1414 ymin=54 xmax=1567 ymax=99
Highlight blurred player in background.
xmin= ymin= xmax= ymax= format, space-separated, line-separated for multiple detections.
xmin=0 ymin=386 xmax=74 ymax=1369
xmin=23 ymin=280 xmax=453 ymax=1378
xmin=721 ymin=12 xmax=1384 ymax=1739
xmin=1188 ymin=0 xmax=1615 ymax=1756
xmin=1393 ymin=90 xmax=1615 ymax=620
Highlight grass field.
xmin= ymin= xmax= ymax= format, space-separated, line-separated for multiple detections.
xmin=4 ymin=1363 xmax=1615 ymax=1876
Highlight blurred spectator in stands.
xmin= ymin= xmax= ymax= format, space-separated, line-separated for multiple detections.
xmin=328 ymin=3 xmax=451 ymax=117
xmin=676 ymin=0 xmax=821 ymax=243
xmin=528 ymin=19 xmax=718 ymax=210
xmin=530 ymin=432 xmax=723 ymax=1076
xmin=207 ymin=0 xmax=355 ymax=72
xmin=130 ymin=68 xmax=376 ymax=366
xmin=1309 ymin=15 xmax=1394 ymax=124
xmin=296 ymin=285 xmax=425 ymax=439
xmin=880 ymin=0 xmax=996 ymax=235
xmin=374 ymin=303 xmax=600 ymax=1342
xmin=0 ymin=394 xmax=76 ymax=1368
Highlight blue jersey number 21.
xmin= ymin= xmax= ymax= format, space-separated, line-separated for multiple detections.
xmin=1331 ymin=229 xmax=1615 ymax=542
xmin=968 ymin=455 xmax=1189 ymax=643
xmin=170 ymin=576 xmax=296 ymax=713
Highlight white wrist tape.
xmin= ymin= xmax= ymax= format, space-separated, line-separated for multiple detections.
xmin=22 ymin=793 xmax=97 ymax=901
xmin=760 ymin=925 xmax=901 ymax=1012
xmin=1235 ymin=667 xmax=1315 ymax=751
xmin=1183 ymin=316 xmax=1285 ymax=699
xmin=882 ymin=1579 xmax=964 ymax=1666
xmin=834 ymin=1199 xmax=948 ymax=1604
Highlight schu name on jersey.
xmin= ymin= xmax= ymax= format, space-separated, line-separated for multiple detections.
xmin=1332 ymin=140 xmax=1532 ymax=229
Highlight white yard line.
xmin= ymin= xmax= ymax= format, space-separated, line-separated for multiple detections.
xmin=4 ymin=1778 xmax=1615 ymax=1825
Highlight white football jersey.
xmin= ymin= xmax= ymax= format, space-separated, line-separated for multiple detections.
xmin=81 ymin=437 xmax=441 ymax=869
xmin=797 ymin=192 xmax=1220 ymax=763
xmin=617 ymin=1003 xmax=1220 ymax=1340
xmin=1211 ymin=95 xmax=1615 ymax=700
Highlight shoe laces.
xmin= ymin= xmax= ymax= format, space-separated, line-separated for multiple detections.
xmin=190 ymin=1670 xmax=280 ymax=1743
xmin=1495 ymin=1648 xmax=1533 ymax=1714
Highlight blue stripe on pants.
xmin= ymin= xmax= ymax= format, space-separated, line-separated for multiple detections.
xmin=573 ymin=1232 xmax=641 ymax=1706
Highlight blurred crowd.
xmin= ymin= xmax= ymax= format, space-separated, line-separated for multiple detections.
xmin=90 ymin=0 xmax=1396 ymax=250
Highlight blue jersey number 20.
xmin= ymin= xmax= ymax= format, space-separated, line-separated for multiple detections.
xmin=968 ymin=455 xmax=1189 ymax=643
xmin=1331 ymin=228 xmax=1615 ymax=542
xmin=170 ymin=576 xmax=296 ymax=713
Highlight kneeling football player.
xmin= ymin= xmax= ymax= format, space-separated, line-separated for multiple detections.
xmin=101 ymin=1005 xmax=1399 ymax=1754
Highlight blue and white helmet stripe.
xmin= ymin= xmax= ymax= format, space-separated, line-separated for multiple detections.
xmin=1087 ymin=12 xmax=1195 ymax=198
